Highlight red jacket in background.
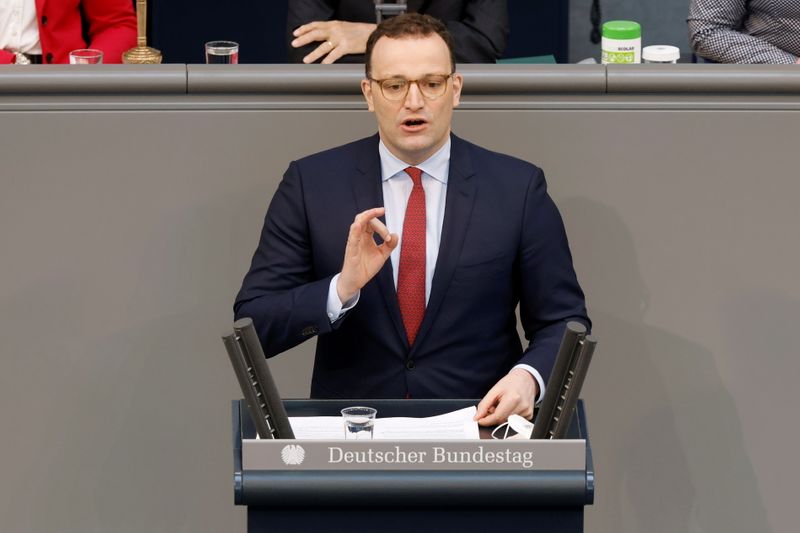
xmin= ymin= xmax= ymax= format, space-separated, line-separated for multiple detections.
xmin=0 ymin=0 xmax=137 ymax=64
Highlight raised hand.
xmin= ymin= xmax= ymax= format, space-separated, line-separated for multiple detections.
xmin=337 ymin=207 xmax=398 ymax=303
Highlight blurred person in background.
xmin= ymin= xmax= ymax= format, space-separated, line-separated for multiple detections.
xmin=1 ymin=0 xmax=136 ymax=64
xmin=288 ymin=0 xmax=507 ymax=64
xmin=688 ymin=0 xmax=800 ymax=63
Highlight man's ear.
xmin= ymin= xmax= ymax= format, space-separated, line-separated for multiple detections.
xmin=361 ymin=79 xmax=375 ymax=112
xmin=451 ymin=73 xmax=463 ymax=108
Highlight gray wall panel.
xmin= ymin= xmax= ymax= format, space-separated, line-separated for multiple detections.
xmin=0 ymin=110 xmax=373 ymax=532
xmin=454 ymin=109 xmax=792 ymax=532
xmin=1 ymin=68 xmax=797 ymax=532
xmin=0 ymin=65 xmax=187 ymax=94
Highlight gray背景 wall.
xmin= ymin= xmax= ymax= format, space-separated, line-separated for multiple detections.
xmin=1 ymin=64 xmax=799 ymax=532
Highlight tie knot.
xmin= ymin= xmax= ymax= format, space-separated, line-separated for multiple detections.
xmin=404 ymin=167 xmax=423 ymax=186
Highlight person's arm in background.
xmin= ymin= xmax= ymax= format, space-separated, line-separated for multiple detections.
xmin=288 ymin=0 xmax=342 ymax=63
xmin=445 ymin=0 xmax=508 ymax=63
xmin=288 ymin=0 xmax=376 ymax=64
xmin=0 ymin=50 xmax=16 ymax=64
xmin=82 ymin=0 xmax=137 ymax=64
xmin=688 ymin=0 xmax=799 ymax=64
xmin=287 ymin=0 xmax=509 ymax=64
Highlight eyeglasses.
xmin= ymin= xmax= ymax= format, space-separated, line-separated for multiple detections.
xmin=369 ymin=73 xmax=454 ymax=101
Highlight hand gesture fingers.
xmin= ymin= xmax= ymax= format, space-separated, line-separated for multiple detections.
xmin=338 ymin=207 xmax=397 ymax=302
xmin=349 ymin=207 xmax=388 ymax=242
xmin=367 ymin=216 xmax=391 ymax=242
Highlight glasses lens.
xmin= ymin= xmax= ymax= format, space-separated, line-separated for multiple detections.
xmin=381 ymin=79 xmax=408 ymax=100
xmin=418 ymin=75 xmax=449 ymax=98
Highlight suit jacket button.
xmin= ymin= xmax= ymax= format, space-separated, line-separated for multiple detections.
xmin=301 ymin=326 xmax=318 ymax=336
xmin=45 ymin=52 xmax=53 ymax=63
xmin=405 ymin=359 xmax=416 ymax=370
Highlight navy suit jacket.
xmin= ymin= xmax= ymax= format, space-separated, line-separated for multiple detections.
xmin=234 ymin=133 xmax=589 ymax=399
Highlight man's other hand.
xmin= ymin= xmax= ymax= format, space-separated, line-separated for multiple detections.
xmin=474 ymin=368 xmax=539 ymax=427
xmin=337 ymin=207 xmax=398 ymax=303
xmin=291 ymin=20 xmax=377 ymax=64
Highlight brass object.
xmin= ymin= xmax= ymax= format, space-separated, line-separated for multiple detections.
xmin=122 ymin=0 xmax=162 ymax=64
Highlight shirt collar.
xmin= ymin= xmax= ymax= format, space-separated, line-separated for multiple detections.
xmin=378 ymin=137 xmax=451 ymax=184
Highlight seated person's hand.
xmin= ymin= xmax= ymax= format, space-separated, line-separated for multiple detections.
xmin=291 ymin=20 xmax=377 ymax=64
xmin=474 ymin=368 xmax=539 ymax=427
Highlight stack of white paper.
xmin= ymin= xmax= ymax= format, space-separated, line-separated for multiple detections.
xmin=288 ymin=406 xmax=479 ymax=440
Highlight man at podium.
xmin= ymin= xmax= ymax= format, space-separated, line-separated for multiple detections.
xmin=235 ymin=13 xmax=589 ymax=426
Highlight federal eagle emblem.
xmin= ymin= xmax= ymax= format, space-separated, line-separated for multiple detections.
xmin=281 ymin=444 xmax=306 ymax=465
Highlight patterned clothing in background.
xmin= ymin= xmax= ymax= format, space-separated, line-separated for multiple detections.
xmin=688 ymin=0 xmax=800 ymax=63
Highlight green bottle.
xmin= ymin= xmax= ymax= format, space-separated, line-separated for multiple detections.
xmin=601 ymin=20 xmax=641 ymax=64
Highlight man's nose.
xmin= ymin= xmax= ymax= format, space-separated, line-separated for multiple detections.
xmin=404 ymin=81 xmax=425 ymax=109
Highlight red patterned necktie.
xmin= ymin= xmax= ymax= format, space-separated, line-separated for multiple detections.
xmin=397 ymin=167 xmax=426 ymax=346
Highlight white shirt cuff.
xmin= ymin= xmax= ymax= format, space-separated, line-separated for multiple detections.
xmin=326 ymin=273 xmax=360 ymax=323
xmin=512 ymin=364 xmax=546 ymax=405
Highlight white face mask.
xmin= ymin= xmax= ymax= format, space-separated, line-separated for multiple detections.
xmin=491 ymin=414 xmax=534 ymax=440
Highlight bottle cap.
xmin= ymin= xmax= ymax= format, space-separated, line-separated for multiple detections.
xmin=642 ymin=45 xmax=680 ymax=62
xmin=602 ymin=20 xmax=641 ymax=40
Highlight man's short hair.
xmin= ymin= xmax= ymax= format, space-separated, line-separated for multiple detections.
xmin=365 ymin=13 xmax=457 ymax=78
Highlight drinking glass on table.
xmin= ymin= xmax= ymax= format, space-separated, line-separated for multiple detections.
xmin=205 ymin=41 xmax=239 ymax=64
xmin=341 ymin=406 xmax=377 ymax=440
xmin=69 ymin=49 xmax=103 ymax=64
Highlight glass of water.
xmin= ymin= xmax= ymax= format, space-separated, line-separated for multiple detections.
xmin=205 ymin=41 xmax=239 ymax=64
xmin=341 ymin=406 xmax=377 ymax=440
xmin=69 ymin=49 xmax=103 ymax=64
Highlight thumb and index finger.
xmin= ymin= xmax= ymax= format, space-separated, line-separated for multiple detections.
xmin=338 ymin=207 xmax=397 ymax=301
xmin=351 ymin=207 xmax=397 ymax=246
xmin=474 ymin=385 xmax=518 ymax=427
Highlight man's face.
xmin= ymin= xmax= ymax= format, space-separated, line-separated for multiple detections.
xmin=361 ymin=34 xmax=463 ymax=165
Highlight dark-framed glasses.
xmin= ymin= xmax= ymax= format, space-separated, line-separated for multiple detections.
xmin=370 ymin=73 xmax=454 ymax=101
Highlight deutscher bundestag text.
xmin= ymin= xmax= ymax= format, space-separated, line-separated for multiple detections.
xmin=328 ymin=446 xmax=534 ymax=469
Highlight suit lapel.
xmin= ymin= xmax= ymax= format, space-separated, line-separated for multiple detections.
xmin=411 ymin=134 xmax=477 ymax=353
xmin=353 ymin=135 xmax=409 ymax=351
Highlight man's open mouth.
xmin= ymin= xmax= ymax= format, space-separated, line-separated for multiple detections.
xmin=403 ymin=119 xmax=427 ymax=127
